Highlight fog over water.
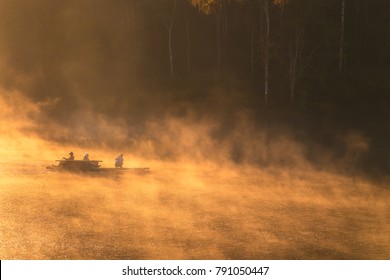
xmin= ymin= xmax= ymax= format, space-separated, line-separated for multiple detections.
xmin=0 ymin=0 xmax=389 ymax=260
xmin=1 ymin=91 xmax=389 ymax=260
xmin=1 ymin=153 xmax=390 ymax=259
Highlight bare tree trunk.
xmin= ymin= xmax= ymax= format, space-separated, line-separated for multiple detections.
xmin=288 ymin=27 xmax=314 ymax=102
xmin=289 ymin=44 xmax=297 ymax=102
xmin=251 ymin=21 xmax=255 ymax=81
xmin=339 ymin=0 xmax=345 ymax=71
xmin=215 ymin=0 xmax=229 ymax=72
xmin=263 ymin=0 xmax=270 ymax=104
xmin=222 ymin=0 xmax=228 ymax=65
xmin=168 ymin=28 xmax=173 ymax=76
xmin=130 ymin=0 xmax=137 ymax=78
xmin=289 ymin=28 xmax=300 ymax=102
xmin=186 ymin=21 xmax=191 ymax=73
xmin=216 ymin=12 xmax=222 ymax=71
xmin=164 ymin=0 xmax=177 ymax=76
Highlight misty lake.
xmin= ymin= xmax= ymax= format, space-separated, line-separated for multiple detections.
xmin=1 ymin=0 xmax=390 ymax=264
xmin=1 ymin=161 xmax=389 ymax=260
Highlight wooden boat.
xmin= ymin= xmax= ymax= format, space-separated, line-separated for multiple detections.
xmin=47 ymin=160 xmax=150 ymax=174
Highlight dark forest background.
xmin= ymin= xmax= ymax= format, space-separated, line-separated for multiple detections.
xmin=0 ymin=0 xmax=389 ymax=175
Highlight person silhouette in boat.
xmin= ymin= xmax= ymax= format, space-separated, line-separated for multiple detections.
xmin=63 ymin=151 xmax=74 ymax=161
xmin=83 ymin=153 xmax=89 ymax=161
xmin=115 ymin=154 xmax=124 ymax=168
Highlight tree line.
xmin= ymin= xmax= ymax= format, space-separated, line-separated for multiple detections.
xmin=118 ymin=0 xmax=389 ymax=105
xmin=1 ymin=0 xmax=388 ymax=105
xmin=0 ymin=0 xmax=389 ymax=172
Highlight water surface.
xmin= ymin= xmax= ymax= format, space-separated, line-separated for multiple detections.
xmin=1 ymin=162 xmax=389 ymax=259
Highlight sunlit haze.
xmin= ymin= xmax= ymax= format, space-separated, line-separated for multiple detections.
xmin=1 ymin=87 xmax=389 ymax=259
xmin=1 ymin=0 xmax=389 ymax=260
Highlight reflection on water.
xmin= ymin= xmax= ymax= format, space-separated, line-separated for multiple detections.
xmin=0 ymin=162 xmax=389 ymax=259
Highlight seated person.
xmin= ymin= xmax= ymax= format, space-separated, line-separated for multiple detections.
xmin=83 ymin=153 xmax=89 ymax=161
xmin=115 ymin=154 xmax=124 ymax=168
xmin=63 ymin=151 xmax=74 ymax=161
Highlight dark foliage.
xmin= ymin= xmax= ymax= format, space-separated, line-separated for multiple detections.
xmin=0 ymin=0 xmax=389 ymax=174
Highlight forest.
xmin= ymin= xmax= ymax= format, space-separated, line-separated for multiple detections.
xmin=0 ymin=0 xmax=389 ymax=175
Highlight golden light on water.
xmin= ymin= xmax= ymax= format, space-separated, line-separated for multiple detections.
xmin=1 ymin=144 xmax=390 ymax=259
xmin=0 ymin=90 xmax=390 ymax=260
xmin=0 ymin=0 xmax=389 ymax=266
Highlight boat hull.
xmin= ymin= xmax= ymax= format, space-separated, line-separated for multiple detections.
xmin=46 ymin=160 xmax=150 ymax=174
